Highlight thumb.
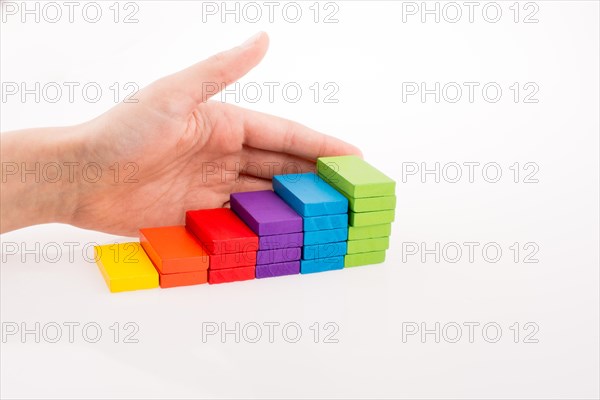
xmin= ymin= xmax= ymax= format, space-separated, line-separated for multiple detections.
xmin=167 ymin=32 xmax=269 ymax=105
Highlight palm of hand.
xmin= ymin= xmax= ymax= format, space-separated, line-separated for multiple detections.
xmin=71 ymin=33 xmax=360 ymax=236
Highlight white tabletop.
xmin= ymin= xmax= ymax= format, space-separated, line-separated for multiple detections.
xmin=1 ymin=1 xmax=598 ymax=398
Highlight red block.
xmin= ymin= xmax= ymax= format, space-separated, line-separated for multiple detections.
xmin=208 ymin=266 xmax=255 ymax=284
xmin=210 ymin=251 xmax=257 ymax=270
xmin=186 ymin=208 xmax=258 ymax=254
xmin=159 ymin=270 xmax=208 ymax=288
xmin=140 ymin=226 xmax=209 ymax=274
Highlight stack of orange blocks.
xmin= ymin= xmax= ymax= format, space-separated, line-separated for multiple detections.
xmin=139 ymin=226 xmax=209 ymax=288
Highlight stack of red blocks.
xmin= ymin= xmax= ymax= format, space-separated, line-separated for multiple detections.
xmin=186 ymin=208 xmax=258 ymax=284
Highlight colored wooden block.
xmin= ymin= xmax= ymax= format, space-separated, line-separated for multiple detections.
xmin=186 ymin=208 xmax=258 ymax=254
xmin=208 ymin=266 xmax=255 ymax=284
xmin=347 ymin=237 xmax=390 ymax=254
xmin=94 ymin=242 xmax=159 ymax=293
xmin=256 ymin=261 xmax=300 ymax=278
xmin=210 ymin=251 xmax=257 ymax=270
xmin=304 ymin=227 xmax=348 ymax=245
xmin=139 ymin=226 xmax=209 ymax=274
xmin=159 ymin=270 xmax=208 ymax=288
xmin=300 ymin=256 xmax=344 ymax=274
xmin=303 ymin=213 xmax=348 ymax=232
xmin=317 ymin=156 xmax=395 ymax=198
xmin=303 ymin=242 xmax=347 ymax=260
xmin=344 ymin=251 xmax=386 ymax=267
xmin=230 ymin=190 xmax=302 ymax=235
xmin=273 ymin=173 xmax=348 ymax=217
xmin=349 ymin=210 xmax=395 ymax=226
xmin=259 ymin=232 xmax=303 ymax=250
xmin=348 ymin=195 xmax=397 ymax=213
xmin=257 ymin=247 xmax=301 ymax=265
xmin=348 ymin=224 xmax=392 ymax=241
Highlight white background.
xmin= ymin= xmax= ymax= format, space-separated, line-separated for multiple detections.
xmin=1 ymin=1 xmax=599 ymax=398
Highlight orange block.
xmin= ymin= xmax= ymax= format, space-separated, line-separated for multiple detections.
xmin=140 ymin=226 xmax=209 ymax=274
xmin=159 ymin=270 xmax=208 ymax=288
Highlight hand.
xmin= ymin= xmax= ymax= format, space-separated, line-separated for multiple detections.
xmin=0 ymin=32 xmax=361 ymax=235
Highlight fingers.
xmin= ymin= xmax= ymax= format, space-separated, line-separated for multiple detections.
xmin=239 ymin=146 xmax=316 ymax=179
xmin=232 ymin=174 xmax=273 ymax=194
xmin=238 ymin=106 xmax=363 ymax=161
xmin=168 ymin=32 xmax=269 ymax=105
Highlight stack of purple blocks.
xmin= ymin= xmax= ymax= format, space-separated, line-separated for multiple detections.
xmin=230 ymin=190 xmax=303 ymax=278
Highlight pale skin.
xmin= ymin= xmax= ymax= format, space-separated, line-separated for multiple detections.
xmin=0 ymin=32 xmax=361 ymax=236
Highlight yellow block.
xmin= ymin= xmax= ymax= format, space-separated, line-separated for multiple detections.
xmin=94 ymin=242 xmax=159 ymax=293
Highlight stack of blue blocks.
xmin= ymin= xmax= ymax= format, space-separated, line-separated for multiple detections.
xmin=273 ymin=173 xmax=349 ymax=274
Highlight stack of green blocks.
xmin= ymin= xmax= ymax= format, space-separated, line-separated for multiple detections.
xmin=317 ymin=156 xmax=396 ymax=267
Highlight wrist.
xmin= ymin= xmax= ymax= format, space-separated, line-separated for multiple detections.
xmin=49 ymin=124 xmax=88 ymax=227
xmin=0 ymin=125 xmax=85 ymax=232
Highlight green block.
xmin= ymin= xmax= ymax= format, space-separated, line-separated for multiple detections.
xmin=347 ymin=237 xmax=390 ymax=254
xmin=317 ymin=156 xmax=395 ymax=198
xmin=323 ymin=177 xmax=396 ymax=212
xmin=348 ymin=224 xmax=392 ymax=240
xmin=349 ymin=195 xmax=396 ymax=212
xmin=349 ymin=210 xmax=395 ymax=226
xmin=344 ymin=251 xmax=386 ymax=268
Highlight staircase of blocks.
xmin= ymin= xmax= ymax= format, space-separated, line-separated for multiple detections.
xmin=94 ymin=156 xmax=396 ymax=292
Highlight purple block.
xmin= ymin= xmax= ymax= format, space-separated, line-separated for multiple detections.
xmin=257 ymin=247 xmax=301 ymax=265
xmin=256 ymin=261 xmax=300 ymax=278
xmin=230 ymin=190 xmax=302 ymax=236
xmin=259 ymin=232 xmax=303 ymax=250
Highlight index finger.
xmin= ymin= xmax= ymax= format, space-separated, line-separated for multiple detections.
xmin=238 ymin=105 xmax=363 ymax=161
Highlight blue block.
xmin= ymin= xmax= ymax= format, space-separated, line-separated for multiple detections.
xmin=304 ymin=213 xmax=348 ymax=232
xmin=300 ymin=256 xmax=345 ymax=274
xmin=303 ymin=242 xmax=347 ymax=260
xmin=273 ymin=173 xmax=348 ymax=217
xmin=304 ymin=228 xmax=348 ymax=245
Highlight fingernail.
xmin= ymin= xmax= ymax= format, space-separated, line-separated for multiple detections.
xmin=241 ymin=32 xmax=263 ymax=48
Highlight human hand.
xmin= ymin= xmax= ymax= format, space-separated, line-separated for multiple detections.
xmin=0 ymin=32 xmax=361 ymax=235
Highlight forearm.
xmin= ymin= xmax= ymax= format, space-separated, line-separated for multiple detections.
xmin=0 ymin=126 xmax=83 ymax=233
